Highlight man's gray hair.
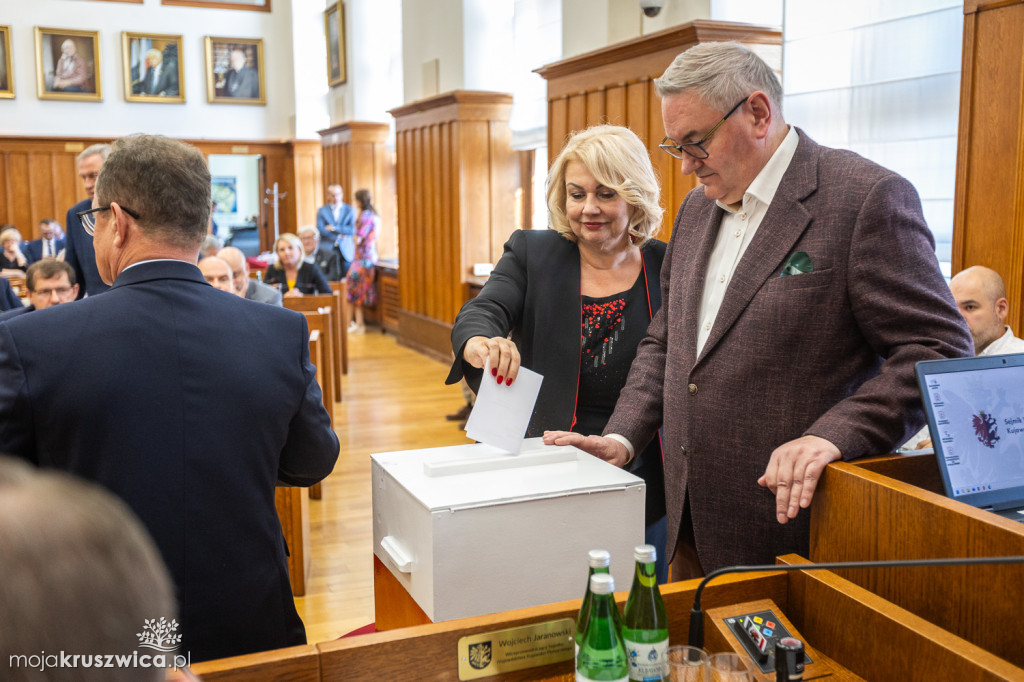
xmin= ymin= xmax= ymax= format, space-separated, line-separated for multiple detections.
xmin=76 ymin=143 xmax=111 ymax=165
xmin=654 ymin=42 xmax=783 ymax=115
xmin=0 ymin=457 xmax=174 ymax=682
xmin=95 ymin=134 xmax=211 ymax=251
xmin=297 ymin=225 xmax=319 ymax=239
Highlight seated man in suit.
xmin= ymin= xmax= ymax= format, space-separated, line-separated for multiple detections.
xmin=0 ymin=260 xmax=78 ymax=321
xmin=0 ymin=133 xmax=340 ymax=662
xmin=219 ymin=246 xmax=282 ymax=305
xmin=197 ymin=255 xmax=235 ymax=294
xmin=0 ymin=456 xmax=186 ymax=682
xmin=298 ymin=225 xmax=342 ymax=281
xmin=23 ymin=218 xmax=66 ymax=263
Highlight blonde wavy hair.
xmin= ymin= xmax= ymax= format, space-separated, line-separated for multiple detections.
xmin=546 ymin=125 xmax=662 ymax=245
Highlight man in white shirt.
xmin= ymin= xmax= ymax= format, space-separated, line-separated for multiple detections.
xmin=544 ymin=41 xmax=972 ymax=576
xmin=24 ymin=219 xmax=66 ymax=263
xmin=315 ymin=184 xmax=355 ymax=276
xmin=906 ymin=265 xmax=1024 ymax=449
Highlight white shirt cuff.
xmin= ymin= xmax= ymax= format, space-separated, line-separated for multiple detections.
xmin=604 ymin=434 xmax=635 ymax=465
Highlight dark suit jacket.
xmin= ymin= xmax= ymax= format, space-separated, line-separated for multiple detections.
xmin=446 ymin=229 xmax=667 ymax=522
xmin=0 ymin=304 xmax=32 ymax=321
xmin=604 ymin=129 xmax=973 ymax=572
xmin=0 ymin=260 xmax=339 ymax=662
xmin=224 ymin=66 xmax=259 ymax=98
xmin=316 ymin=203 xmax=356 ymax=263
xmin=23 ymin=237 xmax=66 ymax=263
xmin=263 ymin=261 xmax=332 ymax=295
xmin=309 ymin=244 xmax=343 ymax=281
xmin=65 ymin=197 xmax=110 ymax=298
xmin=0 ymin=279 xmax=23 ymax=312
xmin=134 ymin=63 xmax=179 ymax=96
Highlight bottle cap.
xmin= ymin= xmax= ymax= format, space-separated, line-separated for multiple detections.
xmin=588 ymin=549 xmax=611 ymax=568
xmin=634 ymin=544 xmax=656 ymax=563
xmin=590 ymin=573 xmax=615 ymax=594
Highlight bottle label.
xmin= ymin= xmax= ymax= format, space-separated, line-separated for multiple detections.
xmin=622 ymin=638 xmax=668 ymax=681
xmin=577 ymin=674 xmax=628 ymax=682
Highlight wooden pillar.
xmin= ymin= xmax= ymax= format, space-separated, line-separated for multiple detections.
xmin=318 ymin=121 xmax=396 ymax=260
xmin=388 ymin=91 xmax=519 ymax=361
xmin=535 ymin=20 xmax=781 ymax=242
xmin=953 ymin=0 xmax=1024 ymax=331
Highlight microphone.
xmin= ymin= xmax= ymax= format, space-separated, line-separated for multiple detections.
xmin=687 ymin=555 xmax=1024 ymax=649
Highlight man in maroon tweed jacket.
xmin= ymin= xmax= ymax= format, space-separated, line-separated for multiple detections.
xmin=546 ymin=42 xmax=973 ymax=576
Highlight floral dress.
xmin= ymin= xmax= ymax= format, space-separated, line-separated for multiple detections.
xmin=346 ymin=210 xmax=379 ymax=306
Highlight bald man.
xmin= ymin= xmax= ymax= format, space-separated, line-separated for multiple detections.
xmin=218 ymin=246 xmax=282 ymax=305
xmin=906 ymin=265 xmax=1024 ymax=449
xmin=197 ymin=256 xmax=235 ymax=294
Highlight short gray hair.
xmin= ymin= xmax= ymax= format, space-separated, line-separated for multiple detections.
xmin=546 ymin=125 xmax=663 ymax=245
xmin=297 ymin=225 xmax=319 ymax=239
xmin=76 ymin=143 xmax=111 ymax=165
xmin=96 ymin=134 xmax=211 ymax=251
xmin=655 ymin=42 xmax=783 ymax=115
xmin=0 ymin=457 xmax=174 ymax=681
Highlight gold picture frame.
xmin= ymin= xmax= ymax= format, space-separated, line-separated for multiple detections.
xmin=0 ymin=26 xmax=13 ymax=99
xmin=162 ymin=0 xmax=270 ymax=11
xmin=35 ymin=27 xmax=102 ymax=101
xmin=323 ymin=1 xmax=346 ymax=86
xmin=204 ymin=36 xmax=265 ymax=105
xmin=122 ymin=32 xmax=185 ymax=103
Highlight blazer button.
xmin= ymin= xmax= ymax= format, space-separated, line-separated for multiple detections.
xmin=680 ymin=446 xmax=687 ymax=456
xmin=688 ymin=383 xmax=698 ymax=395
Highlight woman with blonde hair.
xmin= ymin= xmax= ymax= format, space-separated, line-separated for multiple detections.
xmin=1 ymin=227 xmax=29 ymax=275
xmin=262 ymin=232 xmax=331 ymax=297
xmin=446 ymin=124 xmax=669 ymax=578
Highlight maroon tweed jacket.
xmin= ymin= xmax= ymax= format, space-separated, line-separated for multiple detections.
xmin=604 ymin=129 xmax=973 ymax=572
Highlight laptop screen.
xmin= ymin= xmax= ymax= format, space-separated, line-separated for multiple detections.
xmin=917 ymin=353 xmax=1024 ymax=511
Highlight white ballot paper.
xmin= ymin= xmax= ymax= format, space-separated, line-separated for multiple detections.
xmin=464 ymin=359 xmax=543 ymax=454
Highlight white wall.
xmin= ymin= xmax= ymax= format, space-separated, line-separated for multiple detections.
xmin=401 ymin=0 xmax=464 ymax=103
xmin=0 ymin=0 xmax=314 ymax=140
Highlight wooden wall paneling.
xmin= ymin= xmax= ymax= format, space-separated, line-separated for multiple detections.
xmin=7 ymin=154 xmax=30 ymax=234
xmin=567 ymin=94 xmax=587 ymax=136
xmin=389 ymin=91 xmax=517 ymax=361
xmin=586 ymin=89 xmax=605 ymax=125
xmin=605 ymin=85 xmax=627 ymax=127
xmin=0 ymin=154 xmax=8 ymax=225
xmin=489 ymin=120 xmax=519 ymax=272
xmin=536 ymin=20 xmax=781 ymax=239
xmin=289 ymin=140 xmax=322 ymax=231
xmin=51 ymin=154 xmax=78 ymax=226
xmin=953 ymin=0 xmax=1024 ymax=334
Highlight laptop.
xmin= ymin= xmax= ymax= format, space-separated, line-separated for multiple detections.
xmin=916 ymin=353 xmax=1024 ymax=523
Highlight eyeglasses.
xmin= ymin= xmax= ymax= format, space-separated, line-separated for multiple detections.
xmin=659 ymin=96 xmax=750 ymax=160
xmin=76 ymin=204 xmax=140 ymax=236
xmin=31 ymin=286 xmax=74 ymax=298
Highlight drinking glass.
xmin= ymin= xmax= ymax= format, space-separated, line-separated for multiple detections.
xmin=667 ymin=645 xmax=710 ymax=681
xmin=708 ymin=652 xmax=754 ymax=681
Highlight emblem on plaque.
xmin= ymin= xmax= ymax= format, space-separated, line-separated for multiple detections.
xmin=468 ymin=641 xmax=492 ymax=670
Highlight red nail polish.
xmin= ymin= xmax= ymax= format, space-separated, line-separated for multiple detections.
xmin=506 ymin=378 xmax=513 ymax=386
xmin=491 ymin=368 xmax=497 ymax=376
xmin=496 ymin=375 xmax=503 ymax=384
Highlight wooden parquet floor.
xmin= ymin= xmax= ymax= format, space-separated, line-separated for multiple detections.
xmin=293 ymin=330 xmax=473 ymax=644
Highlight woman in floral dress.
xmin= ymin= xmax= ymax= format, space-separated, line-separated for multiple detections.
xmin=346 ymin=189 xmax=379 ymax=333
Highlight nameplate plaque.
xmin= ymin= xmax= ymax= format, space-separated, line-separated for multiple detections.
xmin=457 ymin=618 xmax=574 ymax=680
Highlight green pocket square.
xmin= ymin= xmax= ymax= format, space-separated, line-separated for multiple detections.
xmin=780 ymin=251 xmax=813 ymax=277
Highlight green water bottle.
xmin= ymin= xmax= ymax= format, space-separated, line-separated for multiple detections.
xmin=576 ymin=549 xmax=612 ymax=659
xmin=577 ymin=573 xmax=628 ymax=682
xmin=622 ymin=545 xmax=668 ymax=681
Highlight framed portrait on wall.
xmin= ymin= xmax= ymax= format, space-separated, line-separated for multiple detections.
xmin=0 ymin=26 xmax=13 ymax=98
xmin=122 ymin=32 xmax=185 ymax=103
xmin=205 ymin=36 xmax=265 ymax=105
xmin=162 ymin=0 xmax=269 ymax=11
xmin=323 ymin=2 xmax=346 ymax=86
xmin=35 ymin=27 xmax=102 ymax=101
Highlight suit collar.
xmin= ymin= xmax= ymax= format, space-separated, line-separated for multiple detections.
xmin=696 ymin=129 xmax=821 ymax=364
xmin=111 ymin=259 xmax=206 ymax=289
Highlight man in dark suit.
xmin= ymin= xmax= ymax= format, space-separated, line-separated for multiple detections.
xmin=22 ymin=218 xmax=66 ymax=263
xmin=316 ymin=184 xmax=356 ymax=276
xmin=223 ymin=47 xmax=259 ymax=99
xmin=545 ymin=42 xmax=973 ymax=576
xmin=299 ymin=225 xmax=343 ymax=281
xmin=133 ymin=48 xmax=178 ymax=96
xmin=0 ymin=278 xmax=21 ymax=313
xmin=64 ymin=143 xmax=111 ymax=298
xmin=0 ymin=134 xmax=340 ymax=662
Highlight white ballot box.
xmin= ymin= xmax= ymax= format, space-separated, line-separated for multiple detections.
xmin=371 ymin=437 xmax=645 ymax=623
